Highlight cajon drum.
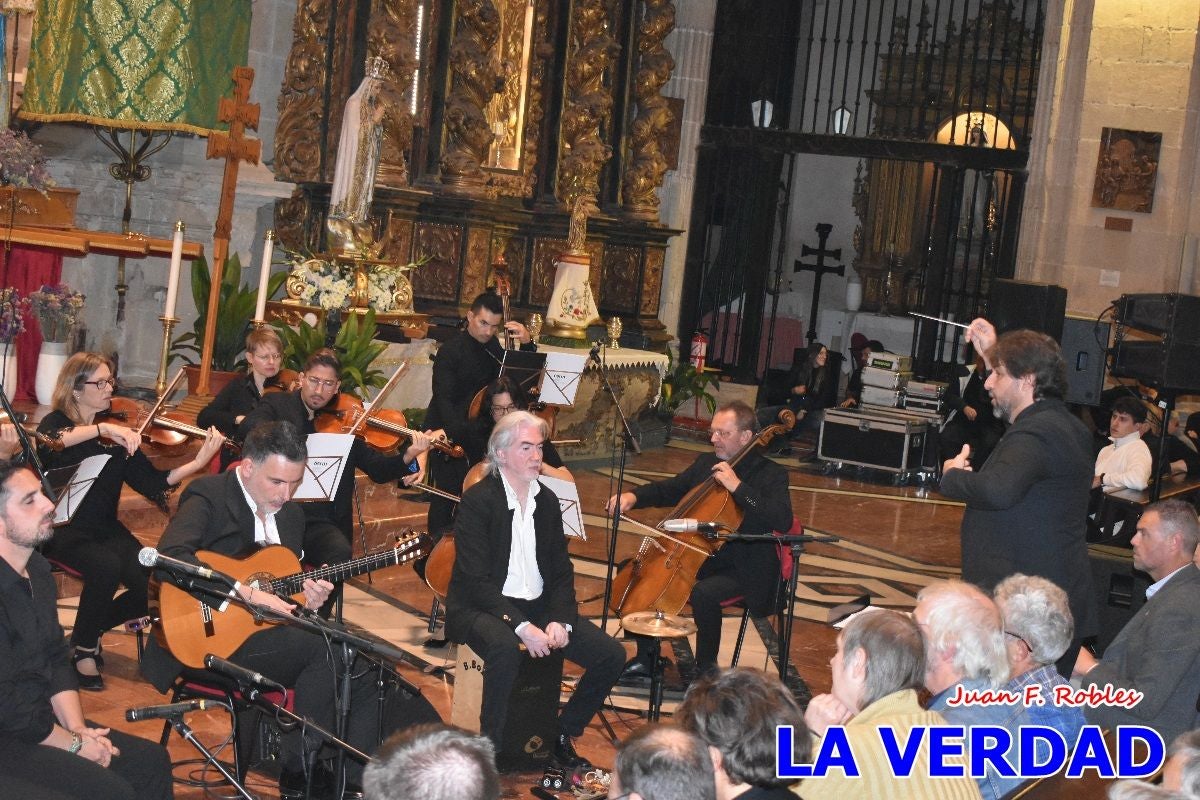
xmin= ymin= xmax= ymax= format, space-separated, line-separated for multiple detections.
xmin=450 ymin=643 xmax=564 ymax=767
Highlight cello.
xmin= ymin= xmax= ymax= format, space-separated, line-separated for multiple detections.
xmin=608 ymin=408 xmax=795 ymax=619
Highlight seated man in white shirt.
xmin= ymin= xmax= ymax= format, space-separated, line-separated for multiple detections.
xmin=1094 ymin=396 xmax=1153 ymax=492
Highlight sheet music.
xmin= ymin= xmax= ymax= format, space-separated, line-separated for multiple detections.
xmin=540 ymin=351 xmax=588 ymax=406
xmin=541 ymin=474 xmax=586 ymax=540
xmin=54 ymin=455 xmax=111 ymax=525
xmin=293 ymin=433 xmax=354 ymax=501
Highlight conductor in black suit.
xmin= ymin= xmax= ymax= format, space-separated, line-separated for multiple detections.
xmin=141 ymin=422 xmax=439 ymax=796
xmin=445 ymin=411 xmax=624 ymax=770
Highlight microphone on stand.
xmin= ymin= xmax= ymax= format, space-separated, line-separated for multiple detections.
xmin=204 ymin=654 xmax=287 ymax=692
xmin=662 ymin=518 xmax=724 ymax=534
xmin=138 ymin=547 xmax=236 ymax=586
xmin=126 ymin=699 xmax=219 ymax=722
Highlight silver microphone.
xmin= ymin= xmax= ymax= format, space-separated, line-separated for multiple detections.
xmin=138 ymin=547 xmax=218 ymax=581
xmin=661 ymin=518 xmax=722 ymax=534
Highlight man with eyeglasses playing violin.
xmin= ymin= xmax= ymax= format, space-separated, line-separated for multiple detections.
xmin=604 ymin=401 xmax=793 ymax=682
xmin=238 ymin=348 xmax=437 ymax=558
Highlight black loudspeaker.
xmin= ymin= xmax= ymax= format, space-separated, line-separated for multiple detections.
xmin=1111 ymin=293 xmax=1200 ymax=392
xmin=1088 ymin=546 xmax=1150 ymax=655
xmin=988 ymin=279 xmax=1068 ymax=341
xmin=1061 ymin=316 xmax=1110 ymax=406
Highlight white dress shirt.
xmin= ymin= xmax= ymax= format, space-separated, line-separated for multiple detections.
xmin=500 ymin=471 xmax=543 ymax=601
xmin=236 ymin=468 xmax=282 ymax=545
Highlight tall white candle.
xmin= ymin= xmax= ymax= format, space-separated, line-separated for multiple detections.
xmin=164 ymin=220 xmax=185 ymax=319
xmin=254 ymin=229 xmax=276 ymax=322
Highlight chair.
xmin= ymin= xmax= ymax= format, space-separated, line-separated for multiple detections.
xmin=722 ymin=516 xmax=799 ymax=668
xmin=159 ymin=670 xmax=294 ymax=782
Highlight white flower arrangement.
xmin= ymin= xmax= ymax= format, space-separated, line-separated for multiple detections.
xmin=286 ymin=253 xmax=425 ymax=312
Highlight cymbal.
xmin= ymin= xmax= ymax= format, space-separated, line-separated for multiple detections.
xmin=621 ymin=610 xmax=697 ymax=638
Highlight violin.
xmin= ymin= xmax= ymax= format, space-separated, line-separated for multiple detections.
xmin=608 ymin=409 xmax=796 ymax=619
xmin=314 ymin=393 xmax=465 ymax=458
xmin=100 ymin=396 xmax=238 ymax=456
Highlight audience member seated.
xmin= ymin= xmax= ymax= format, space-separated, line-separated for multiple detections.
xmin=993 ymin=574 xmax=1085 ymax=745
xmin=795 ymin=609 xmax=982 ymax=800
xmin=1163 ymin=729 xmax=1200 ymax=796
xmin=940 ymin=354 xmax=1005 ymax=470
xmin=608 ymin=724 xmax=716 ymax=800
xmin=675 ymin=667 xmax=808 ymax=799
xmin=917 ymin=580 xmax=1028 ymax=800
xmin=362 ymin=723 xmax=499 ymax=800
xmin=1094 ymin=397 xmax=1153 ymax=492
xmin=1073 ymin=500 xmax=1200 ymax=743
xmin=1140 ymin=411 xmax=1200 ymax=478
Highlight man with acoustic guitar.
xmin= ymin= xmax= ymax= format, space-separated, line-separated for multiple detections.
xmin=140 ymin=421 xmax=441 ymax=798
xmin=605 ymin=401 xmax=793 ymax=681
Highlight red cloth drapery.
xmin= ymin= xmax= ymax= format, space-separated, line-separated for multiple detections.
xmin=0 ymin=243 xmax=64 ymax=402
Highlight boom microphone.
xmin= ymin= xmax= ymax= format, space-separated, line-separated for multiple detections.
xmin=662 ymin=518 xmax=723 ymax=534
xmin=204 ymin=654 xmax=286 ymax=691
xmin=125 ymin=699 xmax=215 ymax=722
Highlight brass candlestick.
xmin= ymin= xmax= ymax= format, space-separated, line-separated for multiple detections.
xmin=527 ymin=313 xmax=544 ymax=344
xmin=155 ymin=315 xmax=179 ymax=397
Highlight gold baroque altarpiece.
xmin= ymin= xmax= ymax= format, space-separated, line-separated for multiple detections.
xmin=272 ymin=0 xmax=681 ymax=346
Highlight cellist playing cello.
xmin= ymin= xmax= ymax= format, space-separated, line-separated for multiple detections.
xmin=605 ymin=401 xmax=792 ymax=681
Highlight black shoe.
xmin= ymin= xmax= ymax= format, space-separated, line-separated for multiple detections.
xmin=553 ymin=733 xmax=590 ymax=771
xmin=72 ymin=647 xmax=104 ymax=692
xmin=617 ymin=656 xmax=653 ymax=684
xmin=279 ymin=766 xmax=334 ymax=800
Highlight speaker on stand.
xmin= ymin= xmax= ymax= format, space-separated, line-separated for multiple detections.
xmin=988 ymin=279 xmax=1068 ymax=341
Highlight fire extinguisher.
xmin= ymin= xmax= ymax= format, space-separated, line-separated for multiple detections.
xmin=689 ymin=330 xmax=708 ymax=371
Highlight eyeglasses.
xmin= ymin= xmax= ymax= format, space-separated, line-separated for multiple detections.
xmin=491 ymin=403 xmax=516 ymax=416
xmin=1004 ymin=630 xmax=1032 ymax=652
xmin=304 ymin=375 xmax=339 ymax=390
xmin=709 ymin=428 xmax=737 ymax=439
xmin=82 ymin=378 xmax=118 ymax=390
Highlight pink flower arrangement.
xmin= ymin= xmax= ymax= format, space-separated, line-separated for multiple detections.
xmin=28 ymin=283 xmax=84 ymax=343
xmin=0 ymin=128 xmax=55 ymax=192
xmin=0 ymin=287 xmax=26 ymax=344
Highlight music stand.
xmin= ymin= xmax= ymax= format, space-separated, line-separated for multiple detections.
xmin=499 ymin=349 xmax=548 ymax=399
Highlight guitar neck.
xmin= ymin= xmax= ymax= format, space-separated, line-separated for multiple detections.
xmin=269 ymin=536 xmax=426 ymax=596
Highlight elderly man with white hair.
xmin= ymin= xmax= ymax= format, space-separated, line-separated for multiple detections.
xmin=993 ymin=574 xmax=1085 ymax=746
xmin=917 ymin=580 xmax=1033 ymax=800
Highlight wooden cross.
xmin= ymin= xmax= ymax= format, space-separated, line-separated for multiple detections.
xmin=794 ymin=223 xmax=844 ymax=344
xmin=196 ymin=66 xmax=261 ymax=396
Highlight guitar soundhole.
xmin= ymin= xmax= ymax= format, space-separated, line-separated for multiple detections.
xmin=247 ymin=572 xmax=277 ymax=594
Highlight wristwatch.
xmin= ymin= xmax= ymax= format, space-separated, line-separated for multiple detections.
xmin=67 ymin=730 xmax=84 ymax=755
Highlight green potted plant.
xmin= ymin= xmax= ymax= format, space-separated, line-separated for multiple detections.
xmin=169 ymin=253 xmax=288 ymax=393
xmin=272 ymin=308 xmax=388 ymax=399
xmin=659 ymin=348 xmax=720 ymax=420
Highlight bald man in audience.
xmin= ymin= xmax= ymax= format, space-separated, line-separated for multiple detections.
xmin=608 ymin=724 xmax=716 ymax=800
xmin=1073 ymin=499 xmax=1200 ymax=743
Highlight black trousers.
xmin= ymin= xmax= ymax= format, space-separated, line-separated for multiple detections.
xmin=462 ymin=597 xmax=625 ymax=746
xmin=229 ymin=625 xmax=441 ymax=779
xmin=46 ymin=526 xmax=148 ymax=650
xmin=0 ymin=724 xmax=173 ymax=800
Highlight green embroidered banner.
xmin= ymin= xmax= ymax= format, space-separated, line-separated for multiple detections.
xmin=21 ymin=0 xmax=251 ymax=135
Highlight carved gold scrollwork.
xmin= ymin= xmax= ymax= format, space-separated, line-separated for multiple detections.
xmin=274 ymin=190 xmax=312 ymax=253
xmin=440 ymin=0 xmax=500 ymax=192
xmin=558 ymin=0 xmax=618 ymax=211
xmin=485 ymin=0 xmax=549 ymax=199
xmin=276 ymin=0 xmax=332 ymax=183
xmin=621 ymin=0 xmax=676 ymax=221
xmin=368 ymin=0 xmax=420 ymax=187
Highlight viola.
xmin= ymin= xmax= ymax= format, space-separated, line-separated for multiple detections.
xmin=0 ymin=411 xmax=63 ymax=452
xmin=608 ymin=408 xmax=796 ymax=619
xmin=98 ymin=397 xmax=190 ymax=454
xmin=314 ymin=393 xmax=465 ymax=458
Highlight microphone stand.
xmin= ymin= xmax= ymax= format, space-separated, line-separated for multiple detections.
xmin=599 ymin=342 xmax=641 ymax=635
xmin=0 ymin=383 xmax=56 ymax=498
xmin=162 ymin=702 xmax=257 ymax=800
xmin=710 ymin=530 xmax=839 ymax=682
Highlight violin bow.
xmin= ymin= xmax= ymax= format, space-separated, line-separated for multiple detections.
xmin=136 ymin=367 xmax=187 ymax=438
xmin=618 ymin=513 xmax=713 ymax=557
xmin=349 ymin=360 xmax=409 ymax=436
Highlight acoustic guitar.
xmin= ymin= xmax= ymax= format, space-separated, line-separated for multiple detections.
xmin=152 ymin=532 xmax=429 ymax=668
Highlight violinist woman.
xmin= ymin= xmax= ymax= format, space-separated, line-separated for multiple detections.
xmin=37 ymin=353 xmax=225 ymax=690
xmin=197 ymin=327 xmax=285 ymax=435
xmin=605 ymin=401 xmax=792 ymax=680
xmin=466 ymin=375 xmax=571 ymax=482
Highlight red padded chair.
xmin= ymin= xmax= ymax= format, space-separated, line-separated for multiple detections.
xmin=720 ymin=516 xmax=799 ymax=668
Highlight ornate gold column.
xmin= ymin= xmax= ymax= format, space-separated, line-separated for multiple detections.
xmin=439 ymin=0 xmax=500 ymax=193
xmin=558 ymin=0 xmax=619 ymax=211
xmin=621 ymin=0 xmax=676 ymax=221
xmin=368 ymin=0 xmax=421 ymax=186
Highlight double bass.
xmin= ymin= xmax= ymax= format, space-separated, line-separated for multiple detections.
xmin=608 ymin=409 xmax=795 ymax=619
